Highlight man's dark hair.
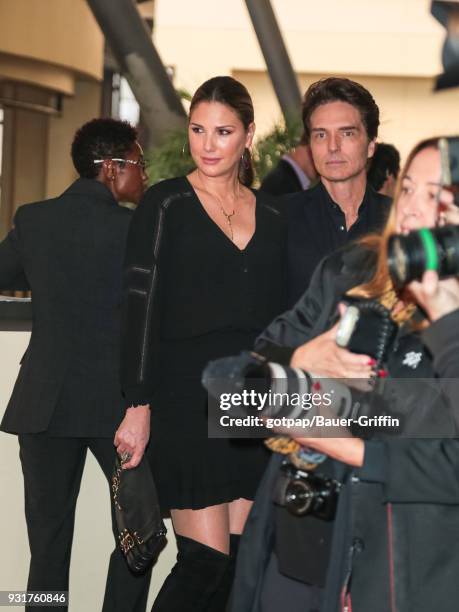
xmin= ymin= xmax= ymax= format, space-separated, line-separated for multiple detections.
xmin=302 ymin=77 xmax=380 ymax=142
xmin=367 ymin=142 xmax=401 ymax=191
xmin=71 ymin=118 xmax=138 ymax=179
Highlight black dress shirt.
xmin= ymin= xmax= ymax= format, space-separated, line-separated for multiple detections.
xmin=286 ymin=180 xmax=390 ymax=306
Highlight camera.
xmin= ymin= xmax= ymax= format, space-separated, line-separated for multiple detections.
xmin=273 ymin=461 xmax=340 ymax=520
xmin=388 ymin=136 xmax=459 ymax=288
xmin=202 ymin=350 xmax=353 ymax=421
xmin=388 ymin=225 xmax=459 ymax=287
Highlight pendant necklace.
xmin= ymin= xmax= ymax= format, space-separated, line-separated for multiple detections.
xmin=212 ymin=185 xmax=241 ymax=242
xmin=216 ymin=200 xmax=236 ymax=241
xmin=195 ymin=174 xmax=241 ymax=242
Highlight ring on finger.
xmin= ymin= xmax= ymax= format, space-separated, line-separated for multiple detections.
xmin=120 ymin=451 xmax=132 ymax=464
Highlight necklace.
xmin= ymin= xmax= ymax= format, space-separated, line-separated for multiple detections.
xmin=215 ymin=199 xmax=236 ymax=241
xmin=195 ymin=175 xmax=241 ymax=242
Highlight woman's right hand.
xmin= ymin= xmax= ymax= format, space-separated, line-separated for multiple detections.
xmin=290 ymin=318 xmax=374 ymax=379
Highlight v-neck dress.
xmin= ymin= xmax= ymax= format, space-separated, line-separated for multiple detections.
xmin=122 ymin=176 xmax=287 ymax=510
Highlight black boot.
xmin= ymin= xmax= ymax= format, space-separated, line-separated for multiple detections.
xmin=207 ymin=533 xmax=241 ymax=612
xmin=152 ymin=535 xmax=231 ymax=612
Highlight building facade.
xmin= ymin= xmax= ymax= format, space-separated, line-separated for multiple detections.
xmin=154 ymin=0 xmax=459 ymax=161
xmin=0 ymin=0 xmax=106 ymax=237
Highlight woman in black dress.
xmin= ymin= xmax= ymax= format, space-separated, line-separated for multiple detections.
xmin=117 ymin=76 xmax=286 ymax=610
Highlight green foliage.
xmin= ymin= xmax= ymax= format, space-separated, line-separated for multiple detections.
xmin=145 ymin=119 xmax=303 ymax=187
xmin=176 ymin=88 xmax=192 ymax=102
xmin=252 ymin=119 xmax=303 ymax=185
xmin=145 ymin=86 xmax=194 ymax=185
xmin=146 ymin=128 xmax=194 ymax=186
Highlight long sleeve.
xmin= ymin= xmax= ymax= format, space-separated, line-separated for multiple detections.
xmin=422 ymin=308 xmax=459 ymax=378
xmin=254 ymin=250 xmax=346 ymax=363
xmin=360 ymin=438 xmax=459 ymax=504
xmin=120 ymin=191 xmax=164 ymax=407
xmin=0 ymin=210 xmax=29 ymax=291
xmin=359 ymin=309 xmax=459 ymax=503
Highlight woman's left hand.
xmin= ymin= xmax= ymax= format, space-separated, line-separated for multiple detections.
xmin=407 ymin=270 xmax=459 ymax=322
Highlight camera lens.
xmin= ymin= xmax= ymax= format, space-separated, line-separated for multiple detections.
xmin=388 ymin=225 xmax=459 ymax=287
xmin=285 ymin=478 xmax=315 ymax=516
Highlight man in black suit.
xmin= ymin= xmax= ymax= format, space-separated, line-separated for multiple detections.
xmin=0 ymin=119 xmax=150 ymax=611
xmin=286 ymin=77 xmax=390 ymax=307
xmin=260 ymin=134 xmax=317 ymax=196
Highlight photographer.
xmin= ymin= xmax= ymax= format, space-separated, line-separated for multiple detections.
xmin=230 ymin=136 xmax=459 ymax=612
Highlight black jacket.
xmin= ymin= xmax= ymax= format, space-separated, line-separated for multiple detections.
xmin=0 ymin=179 xmax=132 ymax=436
xmin=232 ymin=244 xmax=459 ymax=612
xmin=260 ymin=159 xmax=305 ymax=197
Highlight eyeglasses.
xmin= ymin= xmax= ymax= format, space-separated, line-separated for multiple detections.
xmin=93 ymin=158 xmax=146 ymax=170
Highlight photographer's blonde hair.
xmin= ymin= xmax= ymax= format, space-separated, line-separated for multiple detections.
xmin=348 ymin=137 xmax=441 ymax=324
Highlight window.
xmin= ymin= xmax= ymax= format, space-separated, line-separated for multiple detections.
xmin=109 ymin=73 xmax=140 ymax=125
xmin=118 ymin=77 xmax=140 ymax=125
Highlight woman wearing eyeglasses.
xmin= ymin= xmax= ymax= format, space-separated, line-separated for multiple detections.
xmin=93 ymin=151 xmax=147 ymax=205
xmin=116 ymin=76 xmax=286 ymax=610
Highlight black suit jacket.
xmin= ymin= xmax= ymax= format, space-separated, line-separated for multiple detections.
xmin=0 ymin=179 xmax=132 ymax=436
xmin=259 ymin=159 xmax=304 ymax=196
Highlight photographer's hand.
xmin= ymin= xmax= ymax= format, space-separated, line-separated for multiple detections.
xmin=293 ymin=436 xmax=365 ymax=468
xmin=408 ymin=271 xmax=459 ymax=322
xmin=436 ymin=188 xmax=459 ymax=226
xmin=290 ymin=318 xmax=374 ymax=379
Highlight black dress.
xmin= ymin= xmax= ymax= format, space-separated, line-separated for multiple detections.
xmin=121 ymin=176 xmax=287 ymax=510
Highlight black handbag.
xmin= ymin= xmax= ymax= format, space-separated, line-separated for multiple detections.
xmin=111 ymin=454 xmax=167 ymax=573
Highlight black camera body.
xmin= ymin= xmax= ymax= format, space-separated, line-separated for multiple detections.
xmin=273 ymin=461 xmax=341 ymax=521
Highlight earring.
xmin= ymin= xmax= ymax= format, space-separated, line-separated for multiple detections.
xmin=182 ymin=141 xmax=189 ymax=156
xmin=241 ymin=148 xmax=251 ymax=170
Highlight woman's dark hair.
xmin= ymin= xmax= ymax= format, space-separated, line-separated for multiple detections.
xmin=367 ymin=143 xmax=401 ymax=191
xmin=71 ymin=118 xmax=138 ymax=179
xmin=189 ymin=76 xmax=254 ymax=187
xmin=302 ymin=77 xmax=380 ymax=143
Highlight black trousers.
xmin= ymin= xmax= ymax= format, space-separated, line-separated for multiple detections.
xmin=18 ymin=434 xmax=152 ymax=612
